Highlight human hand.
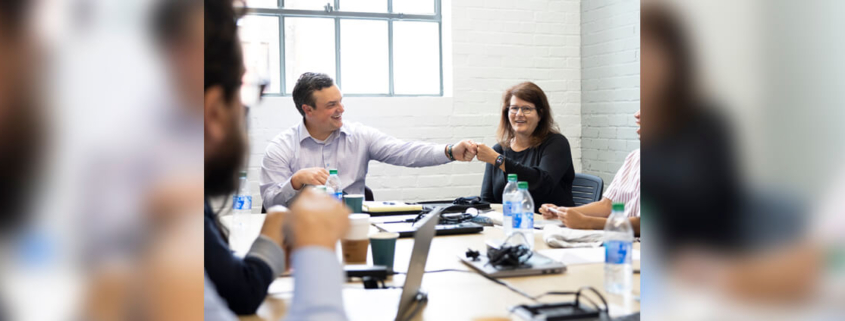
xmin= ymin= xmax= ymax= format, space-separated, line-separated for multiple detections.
xmin=286 ymin=187 xmax=351 ymax=251
xmin=476 ymin=143 xmax=500 ymax=165
xmin=291 ymin=167 xmax=329 ymax=190
xmin=451 ymin=140 xmax=478 ymax=161
xmin=260 ymin=207 xmax=288 ymax=247
xmin=554 ymin=207 xmax=592 ymax=229
xmin=539 ymin=203 xmax=561 ymax=219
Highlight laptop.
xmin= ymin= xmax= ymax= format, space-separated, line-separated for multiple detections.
xmin=460 ymin=250 xmax=567 ymax=278
xmin=342 ymin=208 xmax=442 ymax=321
xmin=374 ymin=220 xmax=484 ymax=238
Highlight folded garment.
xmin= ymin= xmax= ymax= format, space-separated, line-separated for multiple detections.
xmin=543 ymin=225 xmax=605 ymax=248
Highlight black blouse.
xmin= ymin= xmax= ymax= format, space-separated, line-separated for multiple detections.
xmin=481 ymin=133 xmax=575 ymax=212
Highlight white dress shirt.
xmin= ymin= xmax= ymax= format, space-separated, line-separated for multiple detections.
xmin=260 ymin=121 xmax=452 ymax=207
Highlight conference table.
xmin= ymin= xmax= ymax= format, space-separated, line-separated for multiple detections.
xmin=233 ymin=206 xmax=640 ymax=321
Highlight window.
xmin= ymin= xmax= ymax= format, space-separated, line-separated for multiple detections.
xmin=241 ymin=0 xmax=443 ymax=96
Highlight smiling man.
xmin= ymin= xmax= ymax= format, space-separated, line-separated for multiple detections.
xmin=260 ymin=72 xmax=478 ymax=207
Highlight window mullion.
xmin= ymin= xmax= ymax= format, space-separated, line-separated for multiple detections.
xmin=335 ymin=17 xmax=341 ymax=91
xmin=388 ymin=19 xmax=394 ymax=96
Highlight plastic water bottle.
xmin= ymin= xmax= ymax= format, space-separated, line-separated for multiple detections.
xmin=604 ymin=203 xmax=634 ymax=295
xmin=511 ymin=181 xmax=535 ymax=250
xmin=231 ymin=171 xmax=252 ymax=249
xmin=502 ymin=174 xmax=519 ymax=236
xmin=232 ymin=171 xmax=252 ymax=215
xmin=326 ymin=169 xmax=343 ymax=201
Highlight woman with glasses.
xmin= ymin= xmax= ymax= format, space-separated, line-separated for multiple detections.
xmin=478 ymin=82 xmax=575 ymax=211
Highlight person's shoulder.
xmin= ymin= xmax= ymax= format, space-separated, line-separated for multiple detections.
xmin=544 ymin=133 xmax=570 ymax=147
xmin=265 ymin=125 xmax=300 ymax=153
xmin=626 ymin=148 xmax=641 ymax=163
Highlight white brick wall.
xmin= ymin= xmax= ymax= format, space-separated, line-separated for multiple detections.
xmin=580 ymin=0 xmax=640 ymax=187
xmin=243 ymin=0 xmax=582 ymax=210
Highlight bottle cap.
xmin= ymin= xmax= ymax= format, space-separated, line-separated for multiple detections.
xmin=330 ymin=169 xmax=338 ymax=175
xmin=517 ymin=181 xmax=528 ymax=189
xmin=507 ymin=174 xmax=517 ymax=181
xmin=239 ymin=171 xmax=247 ymax=178
xmin=612 ymin=203 xmax=625 ymax=212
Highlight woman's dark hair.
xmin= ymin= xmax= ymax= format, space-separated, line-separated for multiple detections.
xmin=497 ymin=82 xmax=560 ymax=150
xmin=641 ymin=4 xmax=698 ymax=118
xmin=205 ymin=0 xmax=245 ymax=102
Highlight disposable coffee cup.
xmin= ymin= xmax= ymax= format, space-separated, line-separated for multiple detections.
xmin=370 ymin=232 xmax=399 ymax=271
xmin=343 ymin=194 xmax=365 ymax=213
xmin=342 ymin=213 xmax=370 ymax=264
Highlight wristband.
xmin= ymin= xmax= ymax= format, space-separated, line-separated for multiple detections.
xmin=447 ymin=144 xmax=456 ymax=161
xmin=495 ymin=154 xmax=505 ymax=168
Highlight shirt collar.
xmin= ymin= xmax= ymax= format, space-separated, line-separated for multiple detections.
xmin=298 ymin=120 xmax=351 ymax=143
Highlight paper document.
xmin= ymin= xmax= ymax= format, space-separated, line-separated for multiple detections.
xmin=538 ymin=247 xmax=641 ymax=266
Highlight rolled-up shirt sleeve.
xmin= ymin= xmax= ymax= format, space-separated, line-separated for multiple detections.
xmin=364 ymin=126 xmax=451 ymax=167
xmin=261 ymin=139 xmax=298 ymax=208
xmin=287 ymin=247 xmax=348 ymax=321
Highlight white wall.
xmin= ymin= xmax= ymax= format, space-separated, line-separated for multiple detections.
xmin=245 ymin=0 xmax=582 ymax=210
xmin=579 ymin=0 xmax=640 ymax=187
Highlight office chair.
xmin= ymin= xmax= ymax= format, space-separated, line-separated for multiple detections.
xmin=572 ymin=173 xmax=603 ymax=206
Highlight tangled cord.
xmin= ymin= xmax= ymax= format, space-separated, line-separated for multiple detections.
xmin=485 ymin=233 xmax=534 ymax=268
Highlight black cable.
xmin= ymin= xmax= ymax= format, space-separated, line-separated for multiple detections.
xmin=391 ymin=269 xmax=474 ymax=275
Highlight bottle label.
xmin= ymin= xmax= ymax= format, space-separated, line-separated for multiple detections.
xmin=503 ymin=201 xmax=515 ymax=217
xmin=333 ymin=192 xmax=343 ymax=201
xmin=605 ymin=240 xmax=632 ymax=264
xmin=512 ymin=210 xmax=522 ymax=228
xmin=525 ymin=211 xmax=534 ymax=229
xmin=233 ymin=195 xmax=252 ymax=211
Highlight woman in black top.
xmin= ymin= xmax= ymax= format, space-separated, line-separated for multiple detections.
xmin=478 ymin=82 xmax=575 ymax=212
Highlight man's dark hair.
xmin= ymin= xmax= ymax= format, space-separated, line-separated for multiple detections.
xmin=204 ymin=0 xmax=244 ymax=102
xmin=292 ymin=72 xmax=335 ymax=116
xmin=152 ymin=0 xmax=202 ymax=48
xmin=0 ymin=0 xmax=29 ymax=34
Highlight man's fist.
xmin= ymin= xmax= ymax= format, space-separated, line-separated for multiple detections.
xmin=286 ymin=187 xmax=350 ymax=251
xmin=451 ymin=140 xmax=478 ymax=161
xmin=291 ymin=167 xmax=329 ymax=190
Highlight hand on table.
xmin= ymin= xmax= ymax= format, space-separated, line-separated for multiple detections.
xmin=539 ymin=203 xmax=561 ymax=219
xmin=552 ymin=206 xmax=592 ymax=229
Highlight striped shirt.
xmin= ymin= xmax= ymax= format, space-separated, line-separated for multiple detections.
xmin=604 ymin=149 xmax=640 ymax=218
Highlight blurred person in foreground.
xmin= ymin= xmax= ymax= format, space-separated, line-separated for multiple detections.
xmin=204 ymin=0 xmax=350 ymax=319
xmin=539 ymin=110 xmax=640 ymax=235
xmin=0 ymin=0 xmax=42 ymax=319
xmin=260 ymin=72 xmax=478 ymax=208
xmin=639 ymin=3 xmax=741 ymax=252
xmin=641 ymin=2 xmax=844 ymax=312
xmin=0 ymin=0 xmax=41 ymax=231
xmin=478 ymin=82 xmax=576 ymax=212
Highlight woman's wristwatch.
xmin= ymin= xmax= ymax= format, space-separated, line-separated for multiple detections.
xmin=495 ymin=154 xmax=505 ymax=168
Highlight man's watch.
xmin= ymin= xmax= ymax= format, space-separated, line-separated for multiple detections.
xmin=494 ymin=154 xmax=505 ymax=168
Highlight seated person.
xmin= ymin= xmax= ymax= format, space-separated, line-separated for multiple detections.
xmin=203 ymin=1 xmax=348 ymax=318
xmin=539 ymin=111 xmax=641 ymax=235
xmin=478 ymin=82 xmax=575 ymax=212
xmin=260 ymin=72 xmax=477 ymax=207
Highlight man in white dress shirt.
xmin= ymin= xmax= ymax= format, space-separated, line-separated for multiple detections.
xmin=261 ymin=72 xmax=478 ymax=207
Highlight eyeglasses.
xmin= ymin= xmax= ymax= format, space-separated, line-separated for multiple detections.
xmin=508 ymin=106 xmax=536 ymax=115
